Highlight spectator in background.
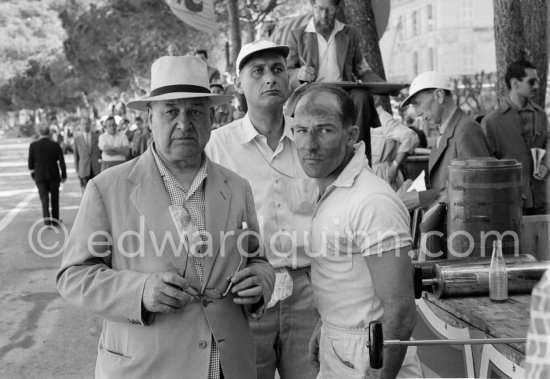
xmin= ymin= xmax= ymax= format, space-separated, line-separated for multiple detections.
xmin=210 ymin=82 xmax=237 ymax=129
xmin=371 ymin=96 xmax=420 ymax=191
xmin=73 ymin=112 xmax=101 ymax=192
xmin=98 ymin=116 xmax=130 ymax=171
xmin=131 ymin=116 xmax=150 ymax=157
xmin=118 ymin=118 xmax=134 ymax=143
xmin=399 ymin=71 xmax=490 ymax=211
xmin=481 ymin=59 xmax=549 ymax=215
xmin=194 ymin=49 xmax=221 ymax=84
xmin=28 ymin=124 xmax=66 ymax=227
xmin=286 ymin=0 xmax=383 ymax=164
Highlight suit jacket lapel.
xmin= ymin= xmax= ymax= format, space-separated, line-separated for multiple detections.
xmin=128 ymin=149 xmax=189 ymax=275
xmin=429 ymin=109 xmax=461 ymax=173
xmin=201 ymin=160 xmax=231 ymax=291
xmin=335 ymin=27 xmax=350 ymax=76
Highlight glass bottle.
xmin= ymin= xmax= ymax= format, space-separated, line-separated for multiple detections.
xmin=489 ymin=240 xmax=508 ymax=302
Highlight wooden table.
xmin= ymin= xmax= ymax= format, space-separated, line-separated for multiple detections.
xmin=422 ymin=292 xmax=529 ymax=365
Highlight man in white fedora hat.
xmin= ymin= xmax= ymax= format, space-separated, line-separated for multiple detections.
xmin=399 ymin=70 xmax=490 ymax=210
xmin=206 ymin=41 xmax=319 ymax=379
xmin=57 ymin=55 xmax=275 ymax=379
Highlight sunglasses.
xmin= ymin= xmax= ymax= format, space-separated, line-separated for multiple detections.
xmin=200 ymin=253 xmax=245 ymax=299
xmin=522 ymin=77 xmax=539 ymax=86
xmin=314 ymin=5 xmax=338 ymax=13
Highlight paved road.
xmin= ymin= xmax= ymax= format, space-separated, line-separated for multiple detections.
xmin=0 ymin=137 xmax=100 ymax=378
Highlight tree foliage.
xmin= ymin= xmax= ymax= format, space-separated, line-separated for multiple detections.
xmin=60 ymin=0 xmax=211 ymax=92
xmin=0 ymin=54 xmax=83 ymax=112
xmin=0 ymin=0 xmax=67 ymax=85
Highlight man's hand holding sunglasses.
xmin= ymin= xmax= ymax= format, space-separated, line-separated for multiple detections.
xmin=142 ymin=271 xmax=200 ymax=314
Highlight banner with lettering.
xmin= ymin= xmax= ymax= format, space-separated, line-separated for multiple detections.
xmin=166 ymin=0 xmax=218 ymax=34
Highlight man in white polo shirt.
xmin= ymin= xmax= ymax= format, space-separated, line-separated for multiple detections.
xmin=206 ymin=41 xmax=319 ymax=379
xmin=98 ymin=116 xmax=130 ymax=171
xmin=293 ymin=83 xmax=422 ymax=378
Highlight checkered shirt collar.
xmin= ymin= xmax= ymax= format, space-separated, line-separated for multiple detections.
xmin=151 ymin=143 xmax=208 ymax=199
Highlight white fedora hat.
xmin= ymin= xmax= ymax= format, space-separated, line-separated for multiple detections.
xmin=127 ymin=56 xmax=233 ymax=112
xmin=401 ymin=71 xmax=452 ymax=107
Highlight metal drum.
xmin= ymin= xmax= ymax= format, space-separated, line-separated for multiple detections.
xmin=447 ymin=159 xmax=522 ymax=258
xmin=430 ymin=261 xmax=550 ymax=299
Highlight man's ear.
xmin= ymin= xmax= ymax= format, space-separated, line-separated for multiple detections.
xmin=235 ymin=76 xmax=244 ymax=94
xmin=347 ymin=125 xmax=360 ymax=144
xmin=147 ymin=107 xmax=153 ymax=128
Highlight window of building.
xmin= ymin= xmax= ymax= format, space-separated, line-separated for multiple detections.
xmin=427 ymin=4 xmax=433 ymax=31
xmin=412 ymin=10 xmax=419 ymax=36
xmin=413 ymin=51 xmax=419 ymax=76
xmin=461 ymin=0 xmax=474 ymax=27
xmin=462 ymin=45 xmax=474 ymax=71
xmin=428 ymin=47 xmax=435 ymax=71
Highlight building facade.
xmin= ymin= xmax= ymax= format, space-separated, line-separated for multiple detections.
xmin=379 ymin=0 xmax=496 ymax=82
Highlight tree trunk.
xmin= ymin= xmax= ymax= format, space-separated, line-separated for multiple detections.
xmin=520 ymin=0 xmax=548 ymax=106
xmin=493 ymin=0 xmax=526 ymax=104
xmin=226 ymin=0 xmax=241 ymax=75
xmin=342 ymin=0 xmax=390 ymax=112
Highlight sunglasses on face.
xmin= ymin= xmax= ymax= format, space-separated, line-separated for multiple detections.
xmin=522 ymin=77 xmax=539 ymax=86
xmin=314 ymin=5 xmax=338 ymax=13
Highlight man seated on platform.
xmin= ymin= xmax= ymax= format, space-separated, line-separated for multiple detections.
xmin=399 ymin=71 xmax=491 ymax=211
xmin=293 ymin=83 xmax=422 ymax=378
xmin=286 ymin=0 xmax=382 ymax=164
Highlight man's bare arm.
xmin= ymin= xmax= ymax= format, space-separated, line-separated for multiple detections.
xmin=365 ymin=246 xmax=416 ymax=379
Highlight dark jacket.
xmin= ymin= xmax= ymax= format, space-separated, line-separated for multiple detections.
xmin=481 ymin=100 xmax=549 ymax=210
xmin=28 ymin=137 xmax=67 ymax=182
xmin=428 ymin=108 xmax=491 ymax=204
xmin=286 ymin=23 xmax=381 ymax=90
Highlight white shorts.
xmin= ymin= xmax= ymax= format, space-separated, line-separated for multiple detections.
xmin=317 ymin=321 xmax=423 ymax=379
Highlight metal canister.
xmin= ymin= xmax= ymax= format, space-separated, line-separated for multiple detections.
xmin=429 ymin=261 xmax=550 ymax=299
xmin=412 ymin=254 xmax=537 ymax=298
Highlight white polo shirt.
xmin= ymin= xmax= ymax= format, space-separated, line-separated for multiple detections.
xmin=205 ymin=114 xmax=317 ymax=269
xmin=309 ymin=143 xmax=412 ymax=328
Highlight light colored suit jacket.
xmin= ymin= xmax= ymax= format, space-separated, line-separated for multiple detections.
xmin=428 ymin=108 xmax=491 ymax=204
xmin=57 ymin=148 xmax=275 ymax=379
xmin=74 ymin=131 xmax=101 ymax=178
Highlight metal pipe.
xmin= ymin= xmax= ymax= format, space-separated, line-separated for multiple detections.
xmin=383 ymin=337 xmax=526 ymax=347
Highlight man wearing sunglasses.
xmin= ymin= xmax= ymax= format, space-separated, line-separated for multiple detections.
xmin=482 ymin=60 xmax=549 ymax=215
xmin=57 ymin=56 xmax=275 ymax=379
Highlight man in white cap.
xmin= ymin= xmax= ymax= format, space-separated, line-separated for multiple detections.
xmin=57 ymin=55 xmax=275 ymax=379
xmin=400 ymin=71 xmax=490 ymax=209
xmin=206 ymin=41 xmax=319 ymax=379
